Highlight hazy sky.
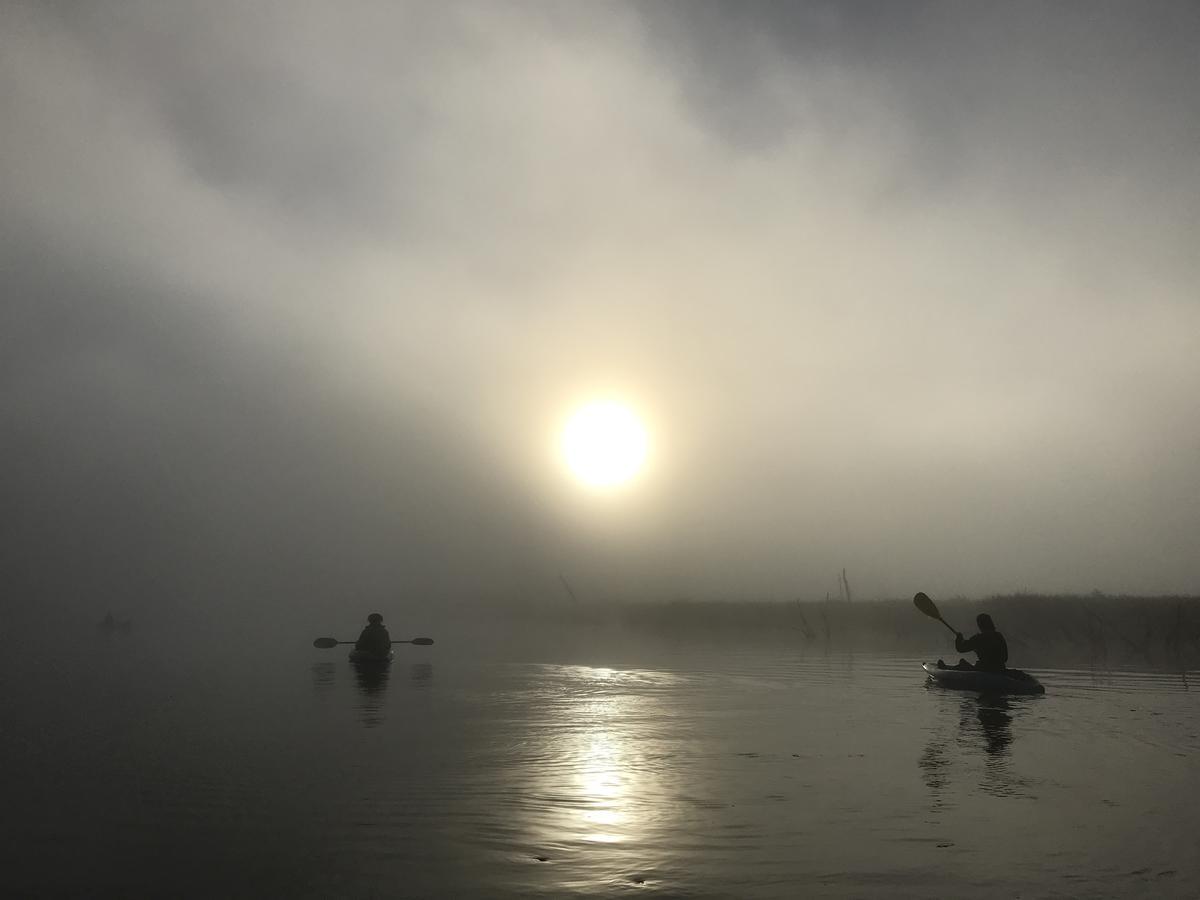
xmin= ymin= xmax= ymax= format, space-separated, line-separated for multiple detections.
xmin=3 ymin=1 xmax=1198 ymax=617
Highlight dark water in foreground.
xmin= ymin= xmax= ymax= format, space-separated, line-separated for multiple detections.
xmin=3 ymin=628 xmax=1197 ymax=898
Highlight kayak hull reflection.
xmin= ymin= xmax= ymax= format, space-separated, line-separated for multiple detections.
xmin=349 ymin=649 xmax=394 ymax=664
xmin=922 ymin=662 xmax=1045 ymax=695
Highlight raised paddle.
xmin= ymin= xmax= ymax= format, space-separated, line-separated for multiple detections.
xmin=312 ymin=637 xmax=434 ymax=648
xmin=912 ymin=592 xmax=959 ymax=637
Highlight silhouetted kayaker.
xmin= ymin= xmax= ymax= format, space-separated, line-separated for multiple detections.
xmin=946 ymin=613 xmax=1009 ymax=672
xmin=355 ymin=613 xmax=392 ymax=655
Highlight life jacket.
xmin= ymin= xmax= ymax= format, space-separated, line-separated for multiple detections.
xmin=355 ymin=623 xmax=392 ymax=654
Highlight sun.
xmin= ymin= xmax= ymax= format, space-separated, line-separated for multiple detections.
xmin=560 ymin=401 xmax=649 ymax=488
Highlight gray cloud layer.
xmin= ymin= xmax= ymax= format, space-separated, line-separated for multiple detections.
xmin=3 ymin=1 xmax=1198 ymax=619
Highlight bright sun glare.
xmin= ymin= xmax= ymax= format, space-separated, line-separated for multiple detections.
xmin=560 ymin=401 xmax=649 ymax=489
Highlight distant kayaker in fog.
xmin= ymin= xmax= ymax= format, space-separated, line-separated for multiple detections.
xmin=355 ymin=613 xmax=392 ymax=656
xmin=949 ymin=613 xmax=1009 ymax=672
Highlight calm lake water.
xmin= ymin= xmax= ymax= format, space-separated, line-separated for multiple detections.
xmin=4 ymin=624 xmax=1197 ymax=898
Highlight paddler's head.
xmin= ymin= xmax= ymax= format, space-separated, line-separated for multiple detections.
xmin=976 ymin=613 xmax=996 ymax=632
xmin=368 ymin=613 xmax=384 ymax=625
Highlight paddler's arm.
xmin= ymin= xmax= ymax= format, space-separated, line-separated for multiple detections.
xmin=954 ymin=632 xmax=972 ymax=653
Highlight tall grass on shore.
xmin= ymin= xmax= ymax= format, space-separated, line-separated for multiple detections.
xmin=507 ymin=593 xmax=1200 ymax=670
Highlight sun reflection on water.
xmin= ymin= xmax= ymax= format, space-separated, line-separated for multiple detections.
xmin=578 ymin=733 xmax=626 ymax=843
xmin=517 ymin=664 xmax=680 ymax=859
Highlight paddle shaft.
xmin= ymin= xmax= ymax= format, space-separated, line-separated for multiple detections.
xmin=312 ymin=637 xmax=434 ymax=648
xmin=933 ymin=616 xmax=958 ymax=637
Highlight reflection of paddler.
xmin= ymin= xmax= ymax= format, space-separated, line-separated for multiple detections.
xmin=352 ymin=655 xmax=389 ymax=696
xmin=976 ymin=697 xmax=1014 ymax=756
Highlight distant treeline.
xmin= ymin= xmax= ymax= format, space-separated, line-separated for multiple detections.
xmin=508 ymin=594 xmax=1200 ymax=670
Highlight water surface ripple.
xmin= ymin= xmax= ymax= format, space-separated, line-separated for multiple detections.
xmin=3 ymin=638 xmax=1196 ymax=898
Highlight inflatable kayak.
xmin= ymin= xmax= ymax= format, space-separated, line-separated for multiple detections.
xmin=349 ymin=649 xmax=394 ymax=664
xmin=922 ymin=662 xmax=1045 ymax=695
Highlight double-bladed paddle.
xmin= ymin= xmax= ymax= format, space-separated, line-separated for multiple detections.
xmin=312 ymin=637 xmax=434 ymax=648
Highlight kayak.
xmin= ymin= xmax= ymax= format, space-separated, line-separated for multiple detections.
xmin=922 ymin=662 xmax=1045 ymax=695
xmin=349 ymin=649 xmax=394 ymax=664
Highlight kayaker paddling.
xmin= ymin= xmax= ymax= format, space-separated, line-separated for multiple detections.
xmin=914 ymin=593 xmax=1044 ymax=693
xmin=941 ymin=613 xmax=1009 ymax=673
xmin=355 ymin=613 xmax=392 ymax=657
